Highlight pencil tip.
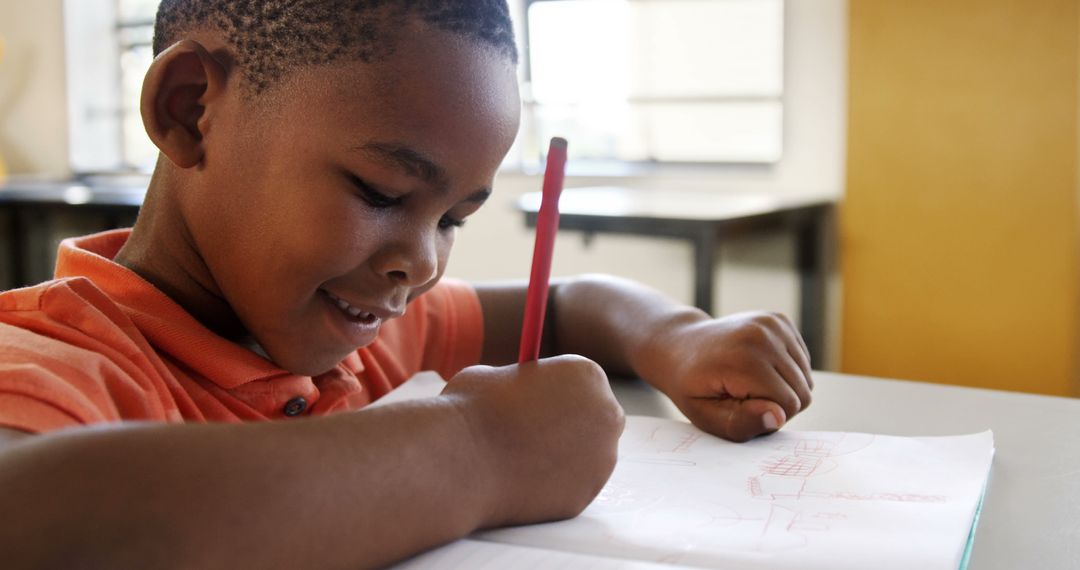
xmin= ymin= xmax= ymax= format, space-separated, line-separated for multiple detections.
xmin=549 ymin=137 xmax=568 ymax=150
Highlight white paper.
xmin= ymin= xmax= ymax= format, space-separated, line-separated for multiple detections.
xmin=395 ymin=538 xmax=693 ymax=570
xmin=381 ymin=375 xmax=994 ymax=570
xmin=365 ymin=372 xmax=448 ymax=408
xmin=477 ymin=417 xmax=993 ymax=570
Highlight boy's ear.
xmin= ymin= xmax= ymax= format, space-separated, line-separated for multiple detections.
xmin=141 ymin=40 xmax=228 ymax=169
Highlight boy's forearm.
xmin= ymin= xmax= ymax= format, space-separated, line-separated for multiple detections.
xmin=548 ymin=275 xmax=707 ymax=385
xmin=475 ymin=275 xmax=705 ymax=385
xmin=0 ymin=399 xmax=494 ymax=569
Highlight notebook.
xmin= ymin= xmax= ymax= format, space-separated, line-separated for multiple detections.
xmin=380 ymin=374 xmax=994 ymax=570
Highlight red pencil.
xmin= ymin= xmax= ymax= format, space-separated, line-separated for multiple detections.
xmin=518 ymin=137 xmax=568 ymax=363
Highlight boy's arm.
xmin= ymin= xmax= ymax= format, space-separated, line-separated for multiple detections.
xmin=0 ymin=357 xmax=622 ymax=569
xmin=0 ymin=426 xmax=24 ymax=446
xmin=476 ymin=274 xmax=813 ymax=442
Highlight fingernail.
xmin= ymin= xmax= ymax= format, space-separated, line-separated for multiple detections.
xmin=762 ymin=411 xmax=780 ymax=431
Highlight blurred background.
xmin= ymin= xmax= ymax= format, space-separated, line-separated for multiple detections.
xmin=1 ymin=0 xmax=1077 ymax=398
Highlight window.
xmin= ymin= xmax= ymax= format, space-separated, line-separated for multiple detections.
xmin=64 ymin=0 xmax=158 ymax=173
xmin=518 ymin=0 xmax=784 ymax=166
xmin=63 ymin=0 xmax=784 ymax=173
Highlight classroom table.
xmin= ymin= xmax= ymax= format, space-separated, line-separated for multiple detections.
xmin=517 ymin=186 xmax=835 ymax=366
xmin=612 ymin=371 xmax=1080 ymax=570
xmin=0 ymin=176 xmax=145 ymax=287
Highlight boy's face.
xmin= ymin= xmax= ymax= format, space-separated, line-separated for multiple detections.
xmin=187 ymin=24 xmax=520 ymax=375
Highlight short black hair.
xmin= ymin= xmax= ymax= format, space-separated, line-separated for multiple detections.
xmin=153 ymin=0 xmax=518 ymax=93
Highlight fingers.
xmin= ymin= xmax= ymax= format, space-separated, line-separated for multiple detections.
xmin=687 ymin=312 xmax=813 ymax=442
xmin=789 ymin=345 xmax=814 ymax=391
xmin=771 ymin=313 xmax=814 ymax=390
xmin=687 ymin=397 xmax=787 ymax=443
xmin=775 ymin=312 xmax=810 ymax=363
xmin=751 ymin=314 xmax=812 ymax=414
xmin=663 ymin=311 xmax=815 ymax=443
xmin=752 ymin=364 xmax=803 ymax=420
xmin=773 ymin=357 xmax=812 ymax=414
xmin=688 ymin=362 xmax=801 ymax=435
xmin=766 ymin=322 xmax=812 ymax=412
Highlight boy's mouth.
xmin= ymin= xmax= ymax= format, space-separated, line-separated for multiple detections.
xmin=321 ymin=290 xmax=379 ymax=324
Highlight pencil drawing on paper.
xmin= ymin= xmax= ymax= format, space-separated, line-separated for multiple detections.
xmin=607 ymin=421 xmax=954 ymax=558
xmin=746 ymin=432 xmax=949 ymax=552
xmin=749 ymin=433 xmax=947 ymax=502
xmin=468 ymin=418 xmax=990 ymax=570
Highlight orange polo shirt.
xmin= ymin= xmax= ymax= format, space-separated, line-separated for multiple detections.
xmin=0 ymin=230 xmax=484 ymax=434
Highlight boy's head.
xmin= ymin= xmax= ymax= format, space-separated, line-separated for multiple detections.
xmin=135 ymin=1 xmax=521 ymax=375
xmin=152 ymin=0 xmax=518 ymax=94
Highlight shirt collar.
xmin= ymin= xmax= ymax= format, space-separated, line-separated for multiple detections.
xmin=54 ymin=229 xmax=306 ymax=388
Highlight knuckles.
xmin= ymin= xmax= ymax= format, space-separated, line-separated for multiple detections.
xmin=740 ymin=312 xmax=787 ymax=339
xmin=544 ymin=353 xmax=608 ymax=380
xmin=737 ymin=323 xmax=770 ymax=346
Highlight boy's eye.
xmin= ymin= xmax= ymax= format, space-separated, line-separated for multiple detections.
xmin=349 ymin=174 xmax=402 ymax=208
xmin=438 ymin=215 xmax=466 ymax=231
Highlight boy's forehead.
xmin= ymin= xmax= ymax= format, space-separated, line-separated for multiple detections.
xmin=250 ymin=20 xmax=519 ymax=118
xmin=317 ymin=27 xmax=520 ymax=150
xmin=345 ymin=22 xmax=518 ymax=102
xmin=231 ymin=23 xmax=519 ymax=189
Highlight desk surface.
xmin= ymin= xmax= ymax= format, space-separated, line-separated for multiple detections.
xmin=517 ymin=186 xmax=835 ymax=222
xmin=0 ymin=176 xmax=147 ymax=208
xmin=614 ymin=371 xmax=1080 ymax=570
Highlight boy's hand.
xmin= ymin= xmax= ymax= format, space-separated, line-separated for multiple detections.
xmin=442 ymin=355 xmax=625 ymax=527
xmin=644 ymin=311 xmax=813 ymax=443
xmin=476 ymin=277 xmax=812 ymax=445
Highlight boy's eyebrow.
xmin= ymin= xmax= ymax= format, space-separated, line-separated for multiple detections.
xmin=357 ymin=142 xmax=449 ymax=188
xmin=356 ymin=142 xmax=494 ymax=203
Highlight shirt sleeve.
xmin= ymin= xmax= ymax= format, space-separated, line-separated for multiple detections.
xmin=0 ymin=374 xmax=95 ymax=433
xmin=417 ymin=278 xmax=485 ymax=379
xmin=0 ymin=337 xmax=121 ymax=434
xmin=0 ymin=283 xmax=165 ymax=434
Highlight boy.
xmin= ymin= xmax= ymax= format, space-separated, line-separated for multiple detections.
xmin=0 ymin=1 xmax=812 ymax=567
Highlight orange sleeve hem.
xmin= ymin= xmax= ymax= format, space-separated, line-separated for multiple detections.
xmin=0 ymin=394 xmax=83 ymax=434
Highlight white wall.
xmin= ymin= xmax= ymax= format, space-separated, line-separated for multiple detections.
xmin=448 ymin=0 xmax=848 ymax=367
xmin=0 ymin=0 xmax=69 ymax=176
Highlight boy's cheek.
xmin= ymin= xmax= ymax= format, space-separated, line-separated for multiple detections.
xmin=406 ymin=277 xmax=443 ymax=304
xmin=402 ymin=246 xmax=452 ymax=303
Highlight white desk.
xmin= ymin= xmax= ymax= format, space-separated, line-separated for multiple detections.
xmin=613 ymin=371 xmax=1080 ymax=569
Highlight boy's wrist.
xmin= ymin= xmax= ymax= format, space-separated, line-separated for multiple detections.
xmin=627 ymin=306 xmax=710 ymax=393
xmin=439 ymin=391 xmax=509 ymax=529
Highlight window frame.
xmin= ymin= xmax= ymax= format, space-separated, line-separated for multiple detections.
xmin=515 ymin=0 xmax=786 ymax=169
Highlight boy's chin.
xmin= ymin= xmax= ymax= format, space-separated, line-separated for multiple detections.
xmin=269 ymin=346 xmax=353 ymax=378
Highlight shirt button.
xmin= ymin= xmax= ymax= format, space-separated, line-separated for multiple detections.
xmin=283 ymin=397 xmax=308 ymax=417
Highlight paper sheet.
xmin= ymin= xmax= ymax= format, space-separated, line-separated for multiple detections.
xmin=383 ymin=375 xmax=995 ymax=569
xmin=477 ymin=418 xmax=993 ymax=570
xmin=365 ymin=372 xmax=448 ymax=409
xmin=395 ymin=538 xmax=690 ymax=569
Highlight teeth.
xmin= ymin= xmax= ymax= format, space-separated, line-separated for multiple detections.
xmin=325 ymin=290 xmax=374 ymax=320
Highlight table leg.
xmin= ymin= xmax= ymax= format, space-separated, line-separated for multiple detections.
xmin=692 ymin=227 xmax=717 ymax=316
xmin=7 ymin=206 xmax=25 ymax=290
xmin=796 ymin=218 xmax=826 ymax=367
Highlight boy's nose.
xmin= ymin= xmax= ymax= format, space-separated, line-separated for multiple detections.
xmin=374 ymin=228 xmax=439 ymax=287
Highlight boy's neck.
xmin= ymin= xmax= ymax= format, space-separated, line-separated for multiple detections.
xmin=115 ymin=171 xmax=255 ymax=347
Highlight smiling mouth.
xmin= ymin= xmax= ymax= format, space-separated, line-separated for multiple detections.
xmin=322 ymin=290 xmax=379 ymax=324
